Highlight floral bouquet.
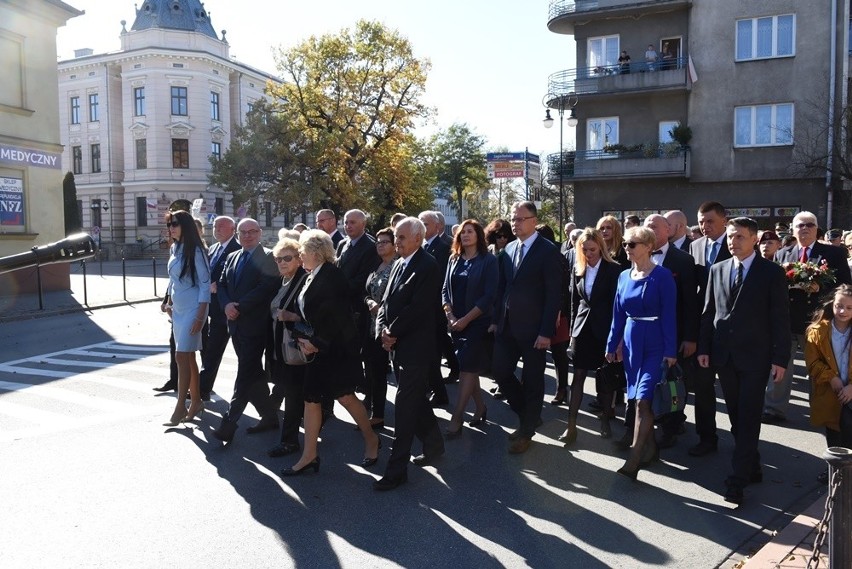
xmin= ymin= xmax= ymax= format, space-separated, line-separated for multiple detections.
xmin=781 ymin=260 xmax=837 ymax=294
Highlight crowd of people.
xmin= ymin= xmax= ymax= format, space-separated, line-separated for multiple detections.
xmin=158 ymin=200 xmax=852 ymax=504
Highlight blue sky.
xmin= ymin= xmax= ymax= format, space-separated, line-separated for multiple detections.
xmin=56 ymin=0 xmax=578 ymax=158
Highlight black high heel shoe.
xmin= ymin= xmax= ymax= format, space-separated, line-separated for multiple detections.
xmin=616 ymin=465 xmax=639 ymax=481
xmin=280 ymin=457 xmax=320 ymax=476
xmin=469 ymin=407 xmax=488 ymax=427
xmin=361 ymin=438 xmax=382 ymax=468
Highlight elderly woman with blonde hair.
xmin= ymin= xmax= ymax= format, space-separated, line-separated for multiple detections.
xmin=279 ymin=230 xmax=380 ymax=476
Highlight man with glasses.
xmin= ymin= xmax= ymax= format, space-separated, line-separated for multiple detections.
xmin=212 ymin=218 xmax=281 ymax=443
xmin=765 ymin=211 xmax=852 ymax=424
xmin=491 ymin=201 xmax=562 ymax=454
xmin=199 ymin=216 xmax=240 ymax=400
xmin=315 ymin=209 xmax=344 ymax=248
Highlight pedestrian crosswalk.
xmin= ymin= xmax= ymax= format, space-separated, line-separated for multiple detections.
xmin=0 ymin=340 xmax=236 ymax=441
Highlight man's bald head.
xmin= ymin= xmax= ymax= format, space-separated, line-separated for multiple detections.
xmin=664 ymin=210 xmax=688 ymax=240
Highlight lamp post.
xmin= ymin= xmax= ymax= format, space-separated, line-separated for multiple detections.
xmin=543 ymin=92 xmax=578 ymax=236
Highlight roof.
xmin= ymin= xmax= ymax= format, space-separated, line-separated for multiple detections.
xmin=130 ymin=0 xmax=218 ymax=40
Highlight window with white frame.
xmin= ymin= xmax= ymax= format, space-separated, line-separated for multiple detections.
xmin=587 ymin=35 xmax=619 ymax=73
xmin=88 ymin=93 xmax=99 ymax=122
xmin=736 ymin=15 xmax=795 ymax=61
xmin=587 ymin=118 xmax=619 ymax=156
xmin=734 ymin=103 xmax=793 ymax=147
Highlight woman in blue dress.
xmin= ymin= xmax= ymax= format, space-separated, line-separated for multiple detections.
xmin=442 ymin=220 xmax=498 ymax=436
xmin=606 ymin=226 xmax=677 ymax=480
xmin=164 ymin=210 xmax=210 ymax=426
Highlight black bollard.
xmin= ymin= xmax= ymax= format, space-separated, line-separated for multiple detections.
xmin=82 ymin=260 xmax=88 ymax=306
xmin=824 ymin=446 xmax=852 ymax=568
xmin=152 ymin=257 xmax=157 ymax=297
xmin=122 ymin=257 xmax=127 ymax=301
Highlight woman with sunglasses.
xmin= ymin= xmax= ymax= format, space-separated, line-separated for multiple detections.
xmin=362 ymin=227 xmax=399 ymax=429
xmin=163 ymin=210 xmax=211 ymax=426
xmin=267 ymin=238 xmax=309 ymax=458
xmin=485 ymin=219 xmax=514 ymax=256
xmin=605 ymin=226 xmax=677 ymax=480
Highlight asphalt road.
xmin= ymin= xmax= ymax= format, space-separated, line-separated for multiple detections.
xmin=0 ymin=306 xmax=828 ymax=568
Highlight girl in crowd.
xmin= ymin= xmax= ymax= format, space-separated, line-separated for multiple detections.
xmin=597 ymin=215 xmax=630 ymax=270
xmin=363 ymin=227 xmax=399 ymax=429
xmin=558 ymin=228 xmax=622 ymax=444
xmin=281 ymin=230 xmax=380 ymax=476
xmin=606 ymin=226 xmax=677 ymax=480
xmin=805 ymin=285 xmax=852 ymax=480
xmin=163 ymin=210 xmax=210 ymax=426
xmin=442 ymin=220 xmax=498 ymax=436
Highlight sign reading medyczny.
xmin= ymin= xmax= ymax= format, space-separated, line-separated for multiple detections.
xmin=0 ymin=143 xmax=62 ymax=170
xmin=0 ymin=177 xmax=24 ymax=226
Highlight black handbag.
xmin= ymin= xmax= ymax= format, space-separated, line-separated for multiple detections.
xmin=595 ymin=361 xmax=626 ymax=393
xmin=652 ymin=361 xmax=686 ymax=419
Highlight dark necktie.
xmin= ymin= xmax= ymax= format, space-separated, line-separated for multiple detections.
xmin=513 ymin=243 xmax=525 ymax=275
xmin=210 ymin=244 xmax=222 ymax=268
xmin=235 ymin=250 xmax=250 ymax=282
xmin=730 ymin=262 xmax=743 ymax=305
xmin=707 ymin=241 xmax=720 ymax=265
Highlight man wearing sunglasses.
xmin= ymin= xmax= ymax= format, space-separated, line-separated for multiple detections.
xmin=764 ymin=211 xmax=852 ymax=424
xmin=199 ymin=216 xmax=240 ymax=401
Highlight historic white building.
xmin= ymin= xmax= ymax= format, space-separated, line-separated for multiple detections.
xmin=57 ymin=0 xmax=277 ymax=252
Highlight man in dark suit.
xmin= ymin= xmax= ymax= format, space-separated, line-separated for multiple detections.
xmin=698 ymin=217 xmax=791 ymax=505
xmin=419 ymin=210 xmax=457 ymax=403
xmin=765 ymin=210 xmax=852 ymax=423
xmin=686 ymin=201 xmax=731 ymax=456
xmin=212 ymin=218 xmax=281 ymax=443
xmin=560 ymin=222 xmax=577 ymax=255
xmin=492 ymin=201 xmax=562 ymax=454
xmin=664 ymin=210 xmax=692 ymax=252
xmin=199 ymin=215 xmax=240 ymax=400
xmin=640 ymin=215 xmax=699 ymax=449
xmin=373 ymin=217 xmax=444 ymax=491
xmin=315 ymin=209 xmax=344 ymax=249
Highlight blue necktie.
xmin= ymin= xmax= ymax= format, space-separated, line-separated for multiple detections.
xmin=707 ymin=241 xmax=719 ymax=265
xmin=235 ymin=250 xmax=249 ymax=282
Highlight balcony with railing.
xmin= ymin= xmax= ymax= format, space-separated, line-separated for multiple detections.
xmin=546 ymin=146 xmax=690 ymax=182
xmin=546 ymin=58 xmax=689 ymax=99
xmin=548 ymin=0 xmax=692 ymax=34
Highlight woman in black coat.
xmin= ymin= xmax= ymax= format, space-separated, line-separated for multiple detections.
xmin=280 ymin=230 xmax=381 ymax=476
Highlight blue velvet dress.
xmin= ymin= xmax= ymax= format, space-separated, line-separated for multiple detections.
xmin=606 ymin=265 xmax=677 ymax=400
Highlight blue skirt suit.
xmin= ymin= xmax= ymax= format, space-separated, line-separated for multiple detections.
xmin=167 ymin=244 xmax=211 ymax=352
xmin=606 ymin=265 xmax=677 ymax=401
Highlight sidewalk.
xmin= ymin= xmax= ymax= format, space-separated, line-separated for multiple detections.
xmin=0 ymin=259 xmax=168 ymax=322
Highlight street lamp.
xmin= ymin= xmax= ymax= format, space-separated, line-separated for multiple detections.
xmin=542 ymin=92 xmax=578 ymax=234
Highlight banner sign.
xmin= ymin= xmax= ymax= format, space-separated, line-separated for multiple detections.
xmin=0 ymin=143 xmax=62 ymax=170
xmin=0 ymin=177 xmax=24 ymax=225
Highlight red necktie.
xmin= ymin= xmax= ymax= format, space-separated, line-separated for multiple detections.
xmin=799 ymin=246 xmax=809 ymax=263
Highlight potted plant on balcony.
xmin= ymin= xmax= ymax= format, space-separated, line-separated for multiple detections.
xmin=669 ymin=123 xmax=692 ymax=148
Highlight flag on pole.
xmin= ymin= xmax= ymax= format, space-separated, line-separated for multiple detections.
xmin=688 ymin=55 xmax=699 ymax=84
xmin=146 ymin=199 xmax=157 ymax=209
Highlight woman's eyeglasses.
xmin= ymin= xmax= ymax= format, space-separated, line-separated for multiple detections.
xmin=622 ymin=241 xmax=641 ymax=249
xmin=275 ymin=255 xmax=296 ymax=263
xmin=165 ymin=221 xmax=180 ymax=228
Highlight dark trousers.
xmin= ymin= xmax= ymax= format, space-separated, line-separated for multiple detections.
xmin=718 ymin=362 xmax=767 ymax=488
xmin=270 ymin=359 xmax=305 ymax=446
xmin=200 ymin=315 xmax=229 ymax=395
xmin=384 ymin=361 xmax=443 ymax=479
xmin=223 ymin=331 xmax=274 ymax=424
xmin=492 ymin=322 xmax=547 ymax=438
xmin=825 ymin=405 xmax=852 ymax=448
xmin=429 ymin=313 xmax=450 ymax=399
xmin=440 ymin=328 xmax=459 ymax=374
xmin=661 ymin=355 xmax=717 ymax=442
xmin=551 ymin=341 xmax=570 ymax=391
xmin=363 ymin=336 xmax=389 ymax=419
xmin=168 ymin=331 xmax=177 ymax=382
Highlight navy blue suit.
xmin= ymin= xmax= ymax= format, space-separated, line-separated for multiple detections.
xmin=200 ymin=237 xmax=240 ymax=395
xmin=492 ymin=235 xmax=562 ymax=438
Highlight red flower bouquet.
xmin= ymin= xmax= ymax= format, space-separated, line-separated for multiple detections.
xmin=781 ymin=260 xmax=837 ymax=294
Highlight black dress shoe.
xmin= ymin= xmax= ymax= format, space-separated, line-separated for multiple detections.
xmin=725 ymin=470 xmax=763 ymax=486
xmin=761 ymin=412 xmax=784 ymax=425
xmin=268 ymin=442 xmax=300 ymax=457
xmin=443 ymin=372 xmax=459 ymax=384
xmin=613 ymin=431 xmax=633 ymax=451
xmin=412 ymin=449 xmax=444 ymax=467
xmin=724 ymin=485 xmax=743 ymax=505
xmin=373 ymin=472 xmax=408 ymax=491
xmin=688 ymin=440 xmax=718 ymax=457
xmin=246 ymin=418 xmax=279 ymax=434
xmin=587 ymin=399 xmax=603 ymax=412
xmin=212 ymin=420 xmax=238 ymax=443
xmin=492 ymin=390 xmax=506 ymax=400
xmin=153 ymin=380 xmax=177 ymax=392
xmin=280 ymin=457 xmax=320 ymax=476
xmin=200 ymin=392 xmax=212 ymax=402
xmin=657 ymin=431 xmax=677 ymax=449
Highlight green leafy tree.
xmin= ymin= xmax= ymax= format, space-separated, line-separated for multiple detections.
xmin=262 ymin=20 xmax=432 ymax=217
xmin=431 ymin=123 xmax=488 ymax=220
xmin=62 ymin=172 xmax=81 ymax=235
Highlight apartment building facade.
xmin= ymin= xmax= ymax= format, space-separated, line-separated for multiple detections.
xmin=546 ymin=0 xmax=849 ymax=228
